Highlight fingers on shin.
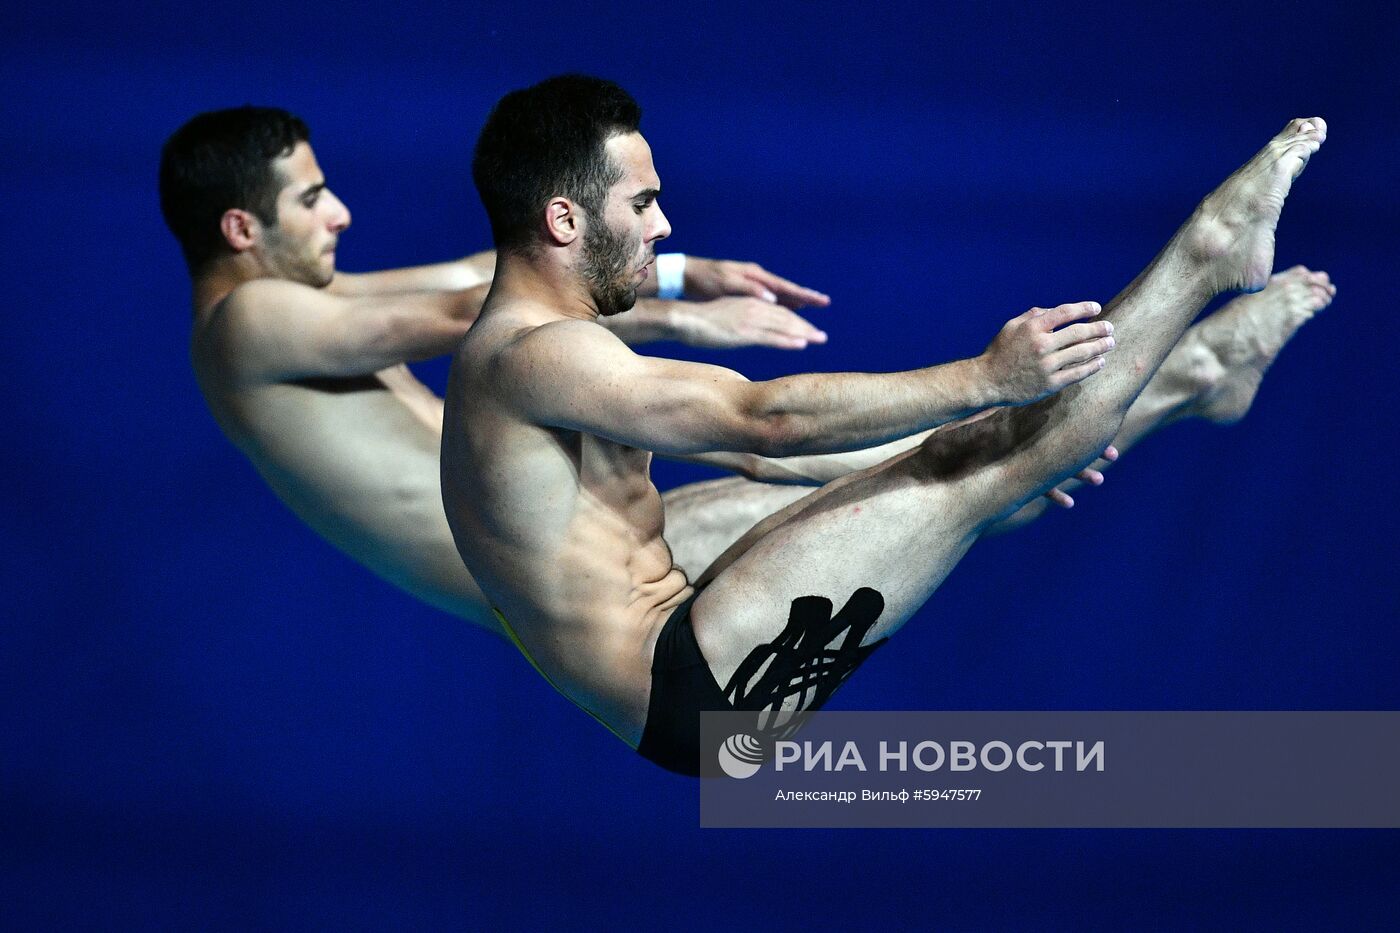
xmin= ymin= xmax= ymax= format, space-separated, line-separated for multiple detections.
xmin=1057 ymin=356 xmax=1106 ymax=387
xmin=1050 ymin=336 xmax=1115 ymax=370
xmin=1053 ymin=320 xmax=1114 ymax=349
xmin=1045 ymin=301 xmax=1101 ymax=328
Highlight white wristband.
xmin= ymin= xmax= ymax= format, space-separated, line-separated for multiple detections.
xmin=655 ymin=252 xmax=686 ymax=300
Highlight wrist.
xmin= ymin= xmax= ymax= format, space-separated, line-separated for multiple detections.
xmin=620 ymin=297 xmax=688 ymax=344
xmin=966 ymin=354 xmax=1005 ymax=408
xmin=656 ymin=252 xmax=686 ymax=299
xmin=661 ymin=300 xmax=693 ymax=341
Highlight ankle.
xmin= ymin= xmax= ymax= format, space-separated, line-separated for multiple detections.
xmin=1167 ymin=329 xmax=1229 ymax=417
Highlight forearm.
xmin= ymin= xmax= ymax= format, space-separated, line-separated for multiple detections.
xmin=658 ymin=446 xmax=894 ymax=486
xmin=748 ymin=429 xmax=937 ymax=484
xmin=748 ymin=357 xmax=999 ymax=456
xmin=367 ymin=284 xmax=490 ymax=363
xmin=329 ymin=250 xmax=496 ymax=296
xmin=460 ymin=250 xmax=497 ymax=285
xmin=600 ymin=298 xmax=681 ymax=344
xmin=660 ymin=450 xmax=770 ymax=478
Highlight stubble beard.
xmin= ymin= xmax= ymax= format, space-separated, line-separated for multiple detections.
xmin=263 ymin=226 xmax=334 ymax=288
xmin=581 ymin=215 xmax=642 ymax=317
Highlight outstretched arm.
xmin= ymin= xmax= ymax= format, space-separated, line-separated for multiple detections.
xmin=498 ymin=301 xmax=1115 ymax=459
xmin=336 ymin=251 xmax=833 ymax=351
xmin=602 ymin=296 xmax=829 ymax=350
xmin=212 ymin=278 xmax=488 ymax=382
xmin=638 ymin=255 xmax=832 ymax=310
xmin=668 ymin=430 xmax=1115 ymax=511
xmin=661 ymin=433 xmax=935 ymax=484
xmin=623 ymin=254 xmax=832 ymax=348
xmin=328 ymin=251 xmax=496 ymax=296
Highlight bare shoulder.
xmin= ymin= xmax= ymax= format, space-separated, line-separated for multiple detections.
xmin=468 ymin=303 xmax=623 ymax=369
xmin=197 ymin=279 xmax=322 ymax=348
xmin=519 ymin=313 xmax=631 ymax=359
xmin=216 ymin=278 xmax=325 ymax=324
xmin=193 ymin=279 xmax=330 ymax=385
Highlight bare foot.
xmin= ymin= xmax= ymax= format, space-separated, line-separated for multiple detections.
xmin=1172 ymin=266 xmax=1336 ymax=424
xmin=1187 ymin=118 xmax=1328 ymax=293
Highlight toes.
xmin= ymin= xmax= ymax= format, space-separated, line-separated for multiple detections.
xmin=1285 ymin=116 xmax=1327 ymax=138
xmin=1282 ymin=139 xmax=1320 ymax=177
xmin=1277 ymin=117 xmax=1327 ymax=147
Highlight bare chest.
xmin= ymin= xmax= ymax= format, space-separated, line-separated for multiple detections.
xmin=570 ymin=434 xmax=666 ymax=542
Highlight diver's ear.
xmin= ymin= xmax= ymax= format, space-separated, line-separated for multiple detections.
xmin=543 ymin=196 xmax=579 ymax=247
xmin=220 ymin=208 xmax=260 ymax=252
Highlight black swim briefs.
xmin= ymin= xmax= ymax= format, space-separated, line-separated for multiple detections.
xmin=637 ymin=586 xmax=891 ymax=777
xmin=636 ymin=592 xmax=729 ymax=776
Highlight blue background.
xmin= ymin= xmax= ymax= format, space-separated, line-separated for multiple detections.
xmin=4 ymin=1 xmax=1398 ymax=928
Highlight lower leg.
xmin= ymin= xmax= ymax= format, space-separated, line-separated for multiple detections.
xmin=944 ymin=119 xmax=1329 ymax=526
xmin=988 ymin=264 xmax=1335 ymax=532
xmin=693 ymin=118 xmax=1330 ymax=688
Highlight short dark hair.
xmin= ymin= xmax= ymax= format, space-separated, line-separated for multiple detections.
xmin=472 ymin=74 xmax=642 ymax=253
xmin=159 ymin=106 xmax=310 ymax=272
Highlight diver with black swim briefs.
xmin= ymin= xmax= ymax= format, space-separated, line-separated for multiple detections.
xmin=637 ymin=588 xmax=887 ymax=774
xmin=442 ymin=76 xmax=1328 ymax=775
xmin=496 ymin=585 xmax=887 ymax=775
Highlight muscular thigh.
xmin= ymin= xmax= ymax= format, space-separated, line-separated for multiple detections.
xmin=688 ymin=440 xmax=1029 ymax=713
xmin=660 ymin=476 xmax=813 ymax=581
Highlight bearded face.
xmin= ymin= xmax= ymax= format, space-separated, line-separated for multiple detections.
xmin=260 ymin=220 xmax=338 ymax=288
xmin=579 ymin=209 xmax=648 ymax=317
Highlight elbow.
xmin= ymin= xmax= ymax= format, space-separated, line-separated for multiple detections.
xmin=744 ymin=411 xmax=808 ymax=459
xmin=723 ymin=382 xmax=809 ymax=458
xmin=369 ymin=314 xmax=407 ymax=357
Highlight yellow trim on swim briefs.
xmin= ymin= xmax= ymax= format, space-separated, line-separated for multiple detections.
xmin=491 ymin=607 xmax=633 ymax=747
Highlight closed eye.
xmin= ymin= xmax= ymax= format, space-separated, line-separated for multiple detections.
xmin=632 ymin=187 xmax=660 ymax=213
xmin=301 ymin=182 xmax=327 ymax=208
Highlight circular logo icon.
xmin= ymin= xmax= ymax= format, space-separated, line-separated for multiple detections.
xmin=717 ymin=732 xmax=765 ymax=779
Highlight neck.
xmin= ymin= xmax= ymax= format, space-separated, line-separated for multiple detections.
xmin=191 ymin=253 xmax=269 ymax=317
xmin=492 ymin=247 xmax=600 ymax=322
